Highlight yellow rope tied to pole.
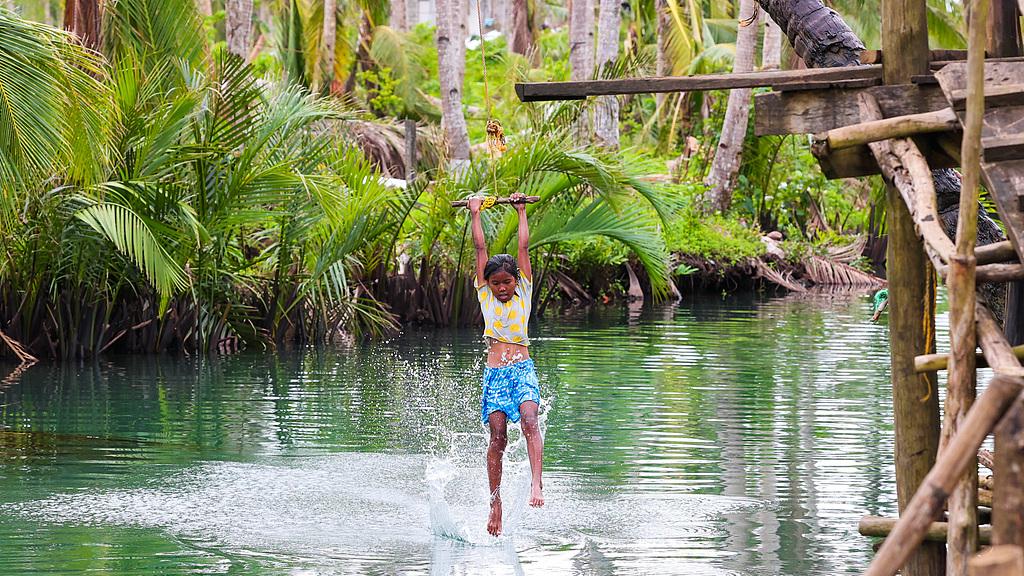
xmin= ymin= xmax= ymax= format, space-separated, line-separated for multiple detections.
xmin=475 ymin=0 xmax=506 ymax=162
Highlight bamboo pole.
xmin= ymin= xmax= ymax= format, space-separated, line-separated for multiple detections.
xmin=968 ymin=545 xmax=1024 ymax=576
xmin=814 ymin=108 xmax=959 ymax=152
xmin=450 ymin=196 xmax=541 ymax=207
xmin=860 ymin=516 xmax=993 ymax=544
xmin=943 ymin=1 xmax=989 ymax=571
xmin=915 ymin=344 xmax=1024 ymax=372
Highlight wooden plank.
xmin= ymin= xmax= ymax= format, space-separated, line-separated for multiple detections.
xmin=860 ymin=49 xmax=970 ymax=64
xmin=935 ymin=61 xmax=1024 ymax=265
xmin=513 ymin=65 xmax=882 ymax=102
xmin=774 ymin=77 xmax=879 ymax=92
xmin=948 ymin=84 xmax=1024 ymax=110
xmin=983 ymin=134 xmax=1024 ymax=162
xmin=754 ymin=84 xmax=948 ymax=136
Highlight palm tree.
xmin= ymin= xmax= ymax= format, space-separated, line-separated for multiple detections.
xmin=64 ymin=0 xmax=102 ymax=50
xmin=226 ymin=0 xmax=254 ymax=58
xmin=435 ymin=0 xmax=471 ymax=165
xmin=318 ymin=0 xmax=338 ymax=92
xmin=703 ymin=0 xmax=757 ymax=213
xmin=594 ymin=0 xmax=621 ymax=149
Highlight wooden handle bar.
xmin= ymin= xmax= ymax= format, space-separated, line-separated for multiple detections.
xmin=450 ymin=196 xmax=541 ymax=207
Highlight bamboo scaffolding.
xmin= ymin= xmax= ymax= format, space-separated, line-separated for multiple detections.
xmin=864 ymin=304 xmax=1024 ymax=576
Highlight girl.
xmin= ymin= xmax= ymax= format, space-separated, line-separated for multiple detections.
xmin=467 ymin=192 xmax=544 ymax=537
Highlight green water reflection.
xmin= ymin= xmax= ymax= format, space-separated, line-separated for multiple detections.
xmin=0 ymin=292 xmax=910 ymax=575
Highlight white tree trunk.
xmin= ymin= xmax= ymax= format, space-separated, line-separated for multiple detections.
xmin=762 ymin=9 xmax=782 ymax=70
xmin=43 ymin=0 xmax=54 ymax=25
xmin=568 ymin=0 xmax=594 ymax=81
xmin=407 ymin=0 xmax=419 ymax=27
xmin=593 ymin=0 xmax=620 ymax=149
xmin=655 ymin=0 xmax=670 ymax=112
xmin=390 ymin=0 xmax=406 ymax=30
xmin=703 ymin=0 xmax=758 ymax=213
xmin=319 ymin=0 xmax=337 ymax=92
xmin=435 ymin=0 xmax=471 ymax=165
xmin=196 ymin=0 xmax=213 ymax=19
xmin=226 ymin=0 xmax=254 ymax=59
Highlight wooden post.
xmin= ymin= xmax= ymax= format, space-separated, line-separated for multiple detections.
xmin=882 ymin=0 xmax=944 ymax=574
xmin=987 ymin=0 xmax=1023 ymax=59
xmin=994 ymin=397 xmax=1024 ymax=546
xmin=968 ymin=545 xmax=1024 ymax=576
xmin=943 ymin=1 xmax=988 ymax=572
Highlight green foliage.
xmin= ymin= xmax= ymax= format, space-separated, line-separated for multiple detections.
xmin=665 ymin=204 xmax=765 ymax=264
xmin=356 ymin=67 xmax=404 ymax=116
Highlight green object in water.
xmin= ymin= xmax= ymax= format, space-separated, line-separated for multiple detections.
xmin=872 ymin=289 xmax=888 ymax=313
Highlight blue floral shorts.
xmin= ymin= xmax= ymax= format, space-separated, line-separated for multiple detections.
xmin=481 ymin=359 xmax=541 ymax=424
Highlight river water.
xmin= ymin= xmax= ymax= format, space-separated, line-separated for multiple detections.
xmin=0 ymin=292 xmax=933 ymax=575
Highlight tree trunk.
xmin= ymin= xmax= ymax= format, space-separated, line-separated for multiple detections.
xmin=509 ymin=0 xmax=531 ymax=55
xmin=196 ymin=0 xmax=213 ymax=19
xmin=703 ymin=0 xmax=757 ymax=213
xmin=63 ymin=0 xmax=102 ymax=51
xmin=319 ymin=0 xmax=337 ymax=92
xmin=655 ymin=0 xmax=671 ymax=112
xmin=762 ymin=9 xmax=782 ymax=70
xmin=569 ymin=0 xmax=594 ymax=81
xmin=390 ymin=0 xmax=406 ymax=30
xmin=43 ymin=0 xmax=54 ymax=25
xmin=435 ymin=0 xmax=471 ymax=165
xmin=593 ymin=0 xmax=620 ymax=149
xmin=407 ymin=0 xmax=419 ymax=27
xmin=226 ymin=0 xmax=254 ymax=59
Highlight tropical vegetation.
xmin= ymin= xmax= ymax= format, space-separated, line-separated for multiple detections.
xmin=1 ymin=0 xmax=967 ymax=359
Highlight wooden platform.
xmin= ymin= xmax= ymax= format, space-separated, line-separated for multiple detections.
xmin=934 ymin=61 xmax=1024 ymax=263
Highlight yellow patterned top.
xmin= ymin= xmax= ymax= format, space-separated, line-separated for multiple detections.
xmin=475 ymin=274 xmax=532 ymax=346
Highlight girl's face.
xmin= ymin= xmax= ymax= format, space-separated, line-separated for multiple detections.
xmin=487 ymin=270 xmax=517 ymax=303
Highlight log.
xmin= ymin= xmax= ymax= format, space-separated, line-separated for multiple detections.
xmin=814 ymin=108 xmax=958 ymax=152
xmin=976 ymin=240 xmax=1018 ymax=265
xmin=513 ymin=65 xmax=883 ymax=102
xmin=914 ymin=344 xmax=1024 ymax=372
xmin=450 ymin=196 xmax=540 ymax=207
xmin=859 ymin=516 xmax=992 ymax=545
xmin=968 ymin=545 xmax=1024 ymax=576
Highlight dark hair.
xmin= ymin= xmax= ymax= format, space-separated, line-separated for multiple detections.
xmin=483 ymin=254 xmax=519 ymax=280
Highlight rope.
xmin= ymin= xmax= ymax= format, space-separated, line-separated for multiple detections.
xmin=475 ymin=0 xmax=493 ymax=119
xmin=919 ymin=271 xmax=936 ymax=402
xmin=473 ymin=0 xmax=506 ymax=199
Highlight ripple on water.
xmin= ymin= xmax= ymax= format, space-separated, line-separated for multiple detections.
xmin=5 ymin=452 xmax=767 ymax=574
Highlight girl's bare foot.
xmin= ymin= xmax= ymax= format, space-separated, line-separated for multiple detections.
xmin=487 ymin=499 xmax=502 ymax=536
xmin=529 ymin=483 xmax=544 ymax=507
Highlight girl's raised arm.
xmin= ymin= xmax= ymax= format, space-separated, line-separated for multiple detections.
xmin=511 ymin=193 xmax=532 ymax=280
xmin=469 ymin=198 xmax=488 ymax=286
